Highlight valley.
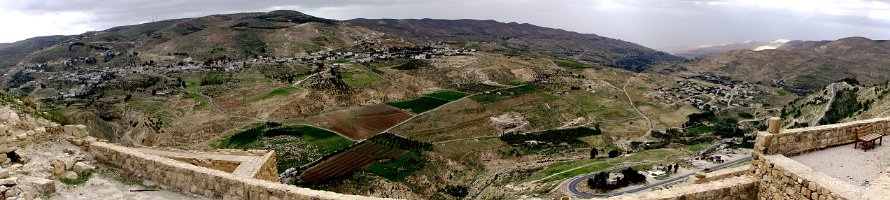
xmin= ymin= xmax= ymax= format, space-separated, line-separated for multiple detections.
xmin=1 ymin=9 xmax=889 ymax=200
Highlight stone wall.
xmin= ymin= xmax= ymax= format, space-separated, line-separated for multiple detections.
xmin=167 ymin=157 xmax=242 ymax=173
xmin=604 ymin=176 xmax=758 ymax=200
xmin=88 ymin=141 xmax=389 ymax=200
xmin=252 ymin=151 xmax=278 ymax=181
xmin=751 ymin=154 xmax=861 ymax=200
xmin=754 ymin=117 xmax=890 ymax=156
xmin=691 ymin=165 xmax=750 ymax=184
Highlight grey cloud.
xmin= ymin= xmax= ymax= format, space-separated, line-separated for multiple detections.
xmin=2 ymin=0 xmax=889 ymax=47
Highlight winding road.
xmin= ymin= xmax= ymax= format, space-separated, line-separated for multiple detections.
xmin=565 ymin=156 xmax=752 ymax=198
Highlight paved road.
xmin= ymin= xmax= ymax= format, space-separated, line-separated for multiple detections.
xmin=566 ymin=156 xmax=752 ymax=198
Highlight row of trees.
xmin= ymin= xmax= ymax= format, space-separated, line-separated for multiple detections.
xmin=590 ymin=148 xmax=622 ymax=159
xmin=369 ymin=133 xmax=433 ymax=152
xmin=500 ymin=126 xmax=601 ymax=147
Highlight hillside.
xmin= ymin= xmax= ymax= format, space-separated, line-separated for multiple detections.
xmin=0 ymin=10 xmax=792 ymax=199
xmin=0 ymin=35 xmax=75 ymax=67
xmin=662 ymin=39 xmax=790 ymax=59
xmin=347 ymin=18 xmax=683 ymax=72
xmin=781 ymin=79 xmax=890 ymax=128
xmin=653 ymin=37 xmax=890 ymax=94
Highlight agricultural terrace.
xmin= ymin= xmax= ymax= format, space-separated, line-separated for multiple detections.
xmin=386 ymin=90 xmax=469 ymax=113
xmin=299 ymin=133 xmax=432 ymax=184
xmin=291 ymin=104 xmax=413 ymax=140
xmin=215 ymin=122 xmax=355 ymax=172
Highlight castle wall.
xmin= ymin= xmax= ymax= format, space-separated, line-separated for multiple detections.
xmin=754 ymin=117 xmax=890 ymax=155
xmin=751 ymin=154 xmax=860 ymax=200
xmin=88 ymin=141 xmax=388 ymax=200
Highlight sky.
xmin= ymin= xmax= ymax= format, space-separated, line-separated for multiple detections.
xmin=1 ymin=0 xmax=888 ymax=48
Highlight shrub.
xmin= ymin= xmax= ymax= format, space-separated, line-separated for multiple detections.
xmin=608 ymin=150 xmax=621 ymax=158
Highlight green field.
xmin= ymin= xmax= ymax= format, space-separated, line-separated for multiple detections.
xmin=249 ymin=87 xmax=299 ymax=101
xmin=425 ymin=90 xmax=469 ymax=101
xmin=470 ymin=85 xmax=539 ymax=104
xmin=364 ymin=151 xmax=427 ymax=182
xmin=387 ymin=96 xmax=451 ymax=113
xmin=342 ymin=71 xmax=383 ymax=87
xmin=216 ymin=122 xmax=355 ymax=172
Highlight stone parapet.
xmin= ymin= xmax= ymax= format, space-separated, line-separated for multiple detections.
xmin=751 ymin=153 xmax=861 ymax=200
xmin=89 ymin=141 xmax=391 ymax=200
xmin=754 ymin=117 xmax=890 ymax=155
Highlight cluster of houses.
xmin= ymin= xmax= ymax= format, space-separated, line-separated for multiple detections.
xmin=653 ymin=79 xmax=759 ymax=111
xmin=14 ymin=42 xmax=475 ymax=102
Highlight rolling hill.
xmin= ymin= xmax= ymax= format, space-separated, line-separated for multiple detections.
xmin=781 ymin=79 xmax=890 ymax=128
xmin=347 ymin=18 xmax=683 ymax=72
xmin=653 ymin=37 xmax=890 ymax=94
xmin=0 ymin=35 xmax=75 ymax=67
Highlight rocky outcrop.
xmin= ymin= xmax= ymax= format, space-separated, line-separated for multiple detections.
xmin=0 ymin=103 xmax=96 ymax=199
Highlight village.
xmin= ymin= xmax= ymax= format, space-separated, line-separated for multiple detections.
xmin=10 ymin=40 xmax=476 ymax=103
xmin=652 ymin=76 xmax=759 ymax=111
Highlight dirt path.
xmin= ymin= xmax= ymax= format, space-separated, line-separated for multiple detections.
xmin=432 ymin=136 xmax=499 ymax=144
xmin=622 ymin=74 xmax=653 ymax=134
xmin=292 ymin=68 xmax=329 ymax=87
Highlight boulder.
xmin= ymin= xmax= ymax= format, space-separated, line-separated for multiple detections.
xmin=0 ymin=169 xmax=9 ymax=179
xmin=64 ymin=159 xmax=77 ymax=170
xmin=0 ymin=177 xmax=16 ymax=186
xmin=73 ymin=162 xmax=94 ymax=175
xmin=25 ymin=177 xmax=54 ymax=194
xmin=63 ymin=171 xmax=78 ymax=180
xmin=50 ymin=160 xmax=65 ymax=178
xmin=63 ymin=125 xmax=88 ymax=138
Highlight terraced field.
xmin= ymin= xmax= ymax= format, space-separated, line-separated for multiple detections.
xmin=299 ymin=133 xmax=431 ymax=183
xmin=296 ymin=104 xmax=413 ymax=140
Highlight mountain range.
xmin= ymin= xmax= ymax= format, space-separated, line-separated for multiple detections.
xmin=662 ymin=39 xmax=791 ymax=59
xmin=654 ymin=37 xmax=890 ymax=94
xmin=347 ymin=18 xmax=683 ymax=72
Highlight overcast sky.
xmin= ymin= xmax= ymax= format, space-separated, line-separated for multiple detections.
xmin=1 ymin=0 xmax=888 ymax=48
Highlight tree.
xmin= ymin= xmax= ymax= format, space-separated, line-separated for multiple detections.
xmin=608 ymin=150 xmax=621 ymax=158
xmin=590 ymin=148 xmax=598 ymax=159
xmin=587 ymin=172 xmax=609 ymax=190
xmin=620 ymin=168 xmax=646 ymax=185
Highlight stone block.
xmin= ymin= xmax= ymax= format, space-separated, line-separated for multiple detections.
xmin=0 ymin=177 xmax=16 ymax=186
xmin=27 ymin=177 xmax=55 ymax=194
xmin=63 ymin=171 xmax=78 ymax=180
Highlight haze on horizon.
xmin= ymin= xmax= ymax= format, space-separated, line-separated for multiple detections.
xmin=1 ymin=0 xmax=889 ymax=48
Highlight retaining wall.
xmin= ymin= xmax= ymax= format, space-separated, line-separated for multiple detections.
xmin=751 ymin=154 xmax=860 ymax=200
xmin=88 ymin=141 xmax=388 ymax=200
xmin=605 ymin=176 xmax=758 ymax=200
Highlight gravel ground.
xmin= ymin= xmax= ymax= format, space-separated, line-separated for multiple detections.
xmin=51 ymin=175 xmax=207 ymax=200
xmin=791 ymin=141 xmax=890 ymax=187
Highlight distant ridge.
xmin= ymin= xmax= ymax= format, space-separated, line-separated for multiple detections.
xmin=347 ymin=18 xmax=683 ymax=72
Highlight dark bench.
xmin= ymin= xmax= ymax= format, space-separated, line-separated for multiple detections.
xmin=854 ymin=126 xmax=883 ymax=151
